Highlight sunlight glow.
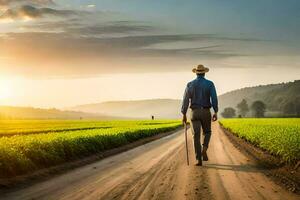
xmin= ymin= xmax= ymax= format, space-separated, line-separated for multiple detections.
xmin=0 ymin=78 xmax=13 ymax=100
xmin=0 ymin=18 xmax=14 ymax=23
xmin=22 ymin=16 xmax=34 ymax=22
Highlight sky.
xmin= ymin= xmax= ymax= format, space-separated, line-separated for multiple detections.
xmin=0 ymin=0 xmax=299 ymax=108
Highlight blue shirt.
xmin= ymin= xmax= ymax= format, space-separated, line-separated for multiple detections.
xmin=181 ymin=75 xmax=218 ymax=115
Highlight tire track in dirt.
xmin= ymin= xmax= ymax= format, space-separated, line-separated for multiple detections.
xmin=100 ymin=131 xmax=212 ymax=200
xmin=216 ymin=128 xmax=267 ymax=200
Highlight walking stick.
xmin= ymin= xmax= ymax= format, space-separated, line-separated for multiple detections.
xmin=184 ymin=122 xmax=190 ymax=166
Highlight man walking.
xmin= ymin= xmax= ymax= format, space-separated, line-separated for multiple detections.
xmin=181 ymin=64 xmax=218 ymax=166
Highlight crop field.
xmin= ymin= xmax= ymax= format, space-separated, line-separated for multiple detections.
xmin=0 ymin=120 xmax=181 ymax=178
xmin=219 ymin=118 xmax=300 ymax=163
xmin=0 ymin=120 xmax=170 ymax=136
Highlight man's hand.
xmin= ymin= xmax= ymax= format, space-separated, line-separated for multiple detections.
xmin=182 ymin=114 xmax=187 ymax=124
xmin=212 ymin=113 xmax=218 ymax=121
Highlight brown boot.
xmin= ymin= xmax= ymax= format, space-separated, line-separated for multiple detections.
xmin=195 ymin=159 xmax=202 ymax=166
xmin=202 ymin=146 xmax=208 ymax=161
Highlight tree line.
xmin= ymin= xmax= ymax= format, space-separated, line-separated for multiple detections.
xmin=221 ymin=99 xmax=300 ymax=118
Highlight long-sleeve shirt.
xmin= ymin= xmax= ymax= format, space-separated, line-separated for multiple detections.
xmin=181 ymin=75 xmax=218 ymax=115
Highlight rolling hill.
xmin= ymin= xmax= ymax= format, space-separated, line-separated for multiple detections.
xmin=0 ymin=106 xmax=122 ymax=120
xmin=70 ymin=80 xmax=299 ymax=118
xmin=218 ymin=80 xmax=300 ymax=116
xmin=69 ymin=99 xmax=182 ymax=119
xmin=4 ymin=80 xmax=293 ymax=120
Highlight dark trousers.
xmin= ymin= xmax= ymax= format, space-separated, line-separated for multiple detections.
xmin=190 ymin=108 xmax=212 ymax=161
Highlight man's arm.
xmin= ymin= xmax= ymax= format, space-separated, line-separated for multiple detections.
xmin=210 ymin=82 xmax=218 ymax=121
xmin=181 ymin=84 xmax=190 ymax=124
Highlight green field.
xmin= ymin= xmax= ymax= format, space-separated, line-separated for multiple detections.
xmin=220 ymin=118 xmax=300 ymax=163
xmin=0 ymin=120 xmax=163 ymax=136
xmin=0 ymin=120 xmax=181 ymax=178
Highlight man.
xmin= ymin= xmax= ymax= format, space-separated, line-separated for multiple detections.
xmin=181 ymin=64 xmax=218 ymax=166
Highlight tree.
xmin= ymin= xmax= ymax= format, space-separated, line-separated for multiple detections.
xmin=295 ymin=97 xmax=300 ymax=116
xmin=282 ymin=101 xmax=295 ymax=115
xmin=251 ymin=101 xmax=266 ymax=118
xmin=236 ymin=99 xmax=249 ymax=117
xmin=221 ymin=107 xmax=236 ymax=118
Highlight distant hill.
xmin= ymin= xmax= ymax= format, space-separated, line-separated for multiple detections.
xmin=4 ymin=81 xmax=297 ymax=120
xmin=218 ymin=80 xmax=300 ymax=116
xmin=69 ymin=99 xmax=182 ymax=119
xmin=0 ymin=106 xmax=122 ymax=120
xmin=70 ymin=80 xmax=300 ymax=119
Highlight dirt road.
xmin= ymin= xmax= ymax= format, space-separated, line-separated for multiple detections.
xmin=2 ymin=123 xmax=298 ymax=200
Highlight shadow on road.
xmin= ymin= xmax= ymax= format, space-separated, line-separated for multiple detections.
xmin=203 ymin=163 xmax=264 ymax=173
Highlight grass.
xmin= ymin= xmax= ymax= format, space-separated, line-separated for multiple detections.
xmin=0 ymin=120 xmax=178 ymax=136
xmin=0 ymin=120 xmax=181 ymax=178
xmin=219 ymin=118 xmax=300 ymax=163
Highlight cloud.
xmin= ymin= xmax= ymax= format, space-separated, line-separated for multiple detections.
xmin=139 ymin=46 xmax=244 ymax=58
xmin=0 ymin=30 xmax=298 ymax=77
xmin=0 ymin=0 xmax=55 ymax=6
xmin=0 ymin=32 xmax=249 ymax=65
xmin=68 ymin=23 xmax=154 ymax=35
xmin=0 ymin=32 xmax=269 ymax=63
xmin=0 ymin=2 xmax=294 ymax=77
xmin=86 ymin=5 xmax=95 ymax=8
xmin=23 ymin=20 xmax=157 ymax=35
xmin=0 ymin=5 xmax=77 ymax=20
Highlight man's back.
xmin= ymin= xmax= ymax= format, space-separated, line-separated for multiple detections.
xmin=181 ymin=74 xmax=218 ymax=115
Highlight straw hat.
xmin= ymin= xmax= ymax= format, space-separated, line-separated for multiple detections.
xmin=192 ymin=64 xmax=209 ymax=74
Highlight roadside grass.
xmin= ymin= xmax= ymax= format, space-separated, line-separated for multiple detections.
xmin=219 ymin=118 xmax=300 ymax=163
xmin=0 ymin=120 xmax=181 ymax=178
